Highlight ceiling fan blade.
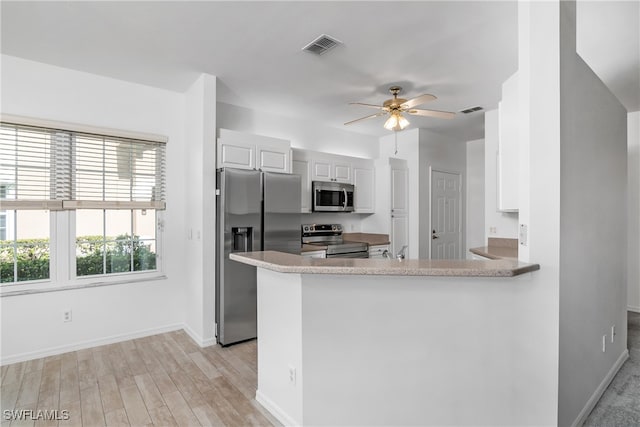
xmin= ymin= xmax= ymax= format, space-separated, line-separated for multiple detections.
xmin=400 ymin=94 xmax=437 ymax=109
xmin=407 ymin=109 xmax=455 ymax=119
xmin=344 ymin=112 xmax=387 ymax=126
xmin=349 ymin=102 xmax=386 ymax=110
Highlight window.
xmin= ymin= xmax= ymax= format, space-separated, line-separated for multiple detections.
xmin=76 ymin=209 xmax=157 ymax=277
xmin=0 ymin=116 xmax=166 ymax=290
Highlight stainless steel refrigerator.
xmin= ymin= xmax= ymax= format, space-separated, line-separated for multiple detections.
xmin=215 ymin=168 xmax=301 ymax=346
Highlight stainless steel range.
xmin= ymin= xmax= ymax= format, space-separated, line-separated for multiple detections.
xmin=301 ymin=223 xmax=369 ymax=258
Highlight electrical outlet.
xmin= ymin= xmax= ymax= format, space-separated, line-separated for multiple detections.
xmin=489 ymin=227 xmax=497 ymax=234
xmin=611 ymin=325 xmax=616 ymax=343
xmin=602 ymin=335 xmax=606 ymax=352
xmin=63 ymin=310 xmax=72 ymax=323
xmin=288 ymin=365 xmax=296 ymax=385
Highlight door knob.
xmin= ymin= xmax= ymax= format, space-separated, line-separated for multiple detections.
xmin=432 ymin=229 xmax=439 ymax=240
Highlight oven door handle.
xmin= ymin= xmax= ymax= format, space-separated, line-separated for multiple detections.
xmin=342 ymin=188 xmax=348 ymax=210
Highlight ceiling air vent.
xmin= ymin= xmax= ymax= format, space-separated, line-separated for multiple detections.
xmin=302 ymin=34 xmax=342 ymax=55
xmin=460 ymin=106 xmax=484 ymax=114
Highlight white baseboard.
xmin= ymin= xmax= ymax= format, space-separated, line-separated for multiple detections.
xmin=571 ymin=349 xmax=629 ymax=427
xmin=628 ymin=305 xmax=640 ymax=313
xmin=1 ymin=323 xmax=184 ymax=365
xmin=255 ymin=389 xmax=299 ymax=427
xmin=183 ymin=323 xmax=217 ymax=348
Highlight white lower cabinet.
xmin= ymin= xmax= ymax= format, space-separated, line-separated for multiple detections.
xmin=301 ymin=250 xmax=326 ymax=259
xmin=368 ymin=244 xmax=389 ymax=259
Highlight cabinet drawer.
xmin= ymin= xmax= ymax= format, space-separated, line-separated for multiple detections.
xmin=301 ymin=250 xmax=326 ymax=259
xmin=368 ymin=245 xmax=389 ymax=257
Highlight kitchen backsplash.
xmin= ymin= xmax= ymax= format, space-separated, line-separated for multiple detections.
xmin=301 ymin=212 xmax=370 ymax=232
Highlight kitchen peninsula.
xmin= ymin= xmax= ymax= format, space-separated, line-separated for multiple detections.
xmin=231 ymin=252 xmax=540 ymax=426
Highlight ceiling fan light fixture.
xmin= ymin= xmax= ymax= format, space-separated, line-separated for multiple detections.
xmin=384 ymin=112 xmax=409 ymax=131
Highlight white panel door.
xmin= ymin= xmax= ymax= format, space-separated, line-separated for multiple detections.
xmin=431 ymin=170 xmax=462 ymax=259
xmin=217 ymin=140 xmax=255 ymax=170
xmin=390 ymin=160 xmax=409 ymax=257
xmin=258 ymin=147 xmax=290 ymax=173
xmin=353 ymin=166 xmax=374 ymax=213
xmin=292 ymin=158 xmax=311 ymax=213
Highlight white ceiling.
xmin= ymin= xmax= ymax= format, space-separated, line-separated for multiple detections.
xmin=1 ymin=1 xmax=638 ymax=141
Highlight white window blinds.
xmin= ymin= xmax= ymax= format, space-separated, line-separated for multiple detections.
xmin=0 ymin=120 xmax=166 ymax=210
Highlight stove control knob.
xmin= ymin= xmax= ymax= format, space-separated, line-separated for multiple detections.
xmin=303 ymin=226 xmax=309 ymax=232
xmin=332 ymin=225 xmax=337 ymax=231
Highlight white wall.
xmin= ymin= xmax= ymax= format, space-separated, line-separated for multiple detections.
xmin=484 ymin=109 xmax=519 ymax=240
xmin=557 ymin=2 xmax=629 ymax=425
xmin=628 ymin=111 xmax=640 ymax=312
xmin=513 ymin=1 xmax=564 ymax=424
xmin=466 ymin=139 xmax=485 ymax=258
xmin=0 ymin=55 xmax=187 ymax=362
xmin=184 ymin=74 xmax=217 ymax=346
xmin=418 ymin=129 xmax=467 ymax=259
xmin=217 ymin=102 xmax=379 ymax=159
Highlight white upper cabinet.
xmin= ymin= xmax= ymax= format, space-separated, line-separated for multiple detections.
xmin=292 ymin=151 xmax=312 ymax=213
xmin=333 ymin=162 xmax=352 ymax=183
xmin=497 ymin=72 xmax=519 ymax=212
xmin=257 ymin=146 xmax=290 ymax=173
xmin=217 ymin=139 xmax=256 ymax=170
xmin=293 ymin=149 xmax=375 ymax=213
xmin=217 ymin=129 xmax=291 ymax=173
xmin=353 ymin=160 xmax=375 ymax=213
xmin=312 ymin=155 xmax=351 ymax=183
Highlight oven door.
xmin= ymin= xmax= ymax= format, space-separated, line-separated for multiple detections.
xmin=313 ymin=181 xmax=355 ymax=212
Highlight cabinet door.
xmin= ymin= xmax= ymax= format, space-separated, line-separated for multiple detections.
xmin=301 ymin=250 xmax=326 ymax=259
xmin=333 ymin=162 xmax=352 ymax=183
xmin=292 ymin=158 xmax=311 ymax=213
xmin=368 ymin=245 xmax=389 ymax=259
xmin=312 ymin=159 xmax=332 ymax=181
xmin=353 ymin=166 xmax=374 ymax=213
xmin=258 ymin=146 xmax=290 ymax=173
xmin=390 ymin=215 xmax=409 ymax=259
xmin=217 ymin=139 xmax=255 ymax=170
xmin=390 ymin=166 xmax=408 ymax=215
xmin=497 ymin=72 xmax=519 ymax=212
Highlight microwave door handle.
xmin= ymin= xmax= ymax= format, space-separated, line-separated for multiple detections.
xmin=343 ymin=188 xmax=348 ymax=210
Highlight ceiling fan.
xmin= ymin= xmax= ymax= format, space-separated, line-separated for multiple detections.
xmin=345 ymin=86 xmax=455 ymax=131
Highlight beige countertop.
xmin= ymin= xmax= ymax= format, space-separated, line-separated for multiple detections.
xmin=231 ymin=251 xmax=539 ymax=277
xmin=469 ymin=237 xmax=519 ymax=260
xmin=342 ymin=232 xmax=390 ymax=246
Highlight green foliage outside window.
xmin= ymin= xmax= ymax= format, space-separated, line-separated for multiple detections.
xmin=0 ymin=234 xmax=156 ymax=283
xmin=0 ymin=240 xmax=49 ymax=283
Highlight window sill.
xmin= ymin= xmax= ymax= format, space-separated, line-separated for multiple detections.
xmin=0 ymin=272 xmax=167 ymax=297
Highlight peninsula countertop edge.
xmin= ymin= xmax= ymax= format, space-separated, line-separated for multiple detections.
xmin=230 ymin=251 xmax=540 ymax=277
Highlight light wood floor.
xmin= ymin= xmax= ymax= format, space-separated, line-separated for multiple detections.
xmin=0 ymin=331 xmax=279 ymax=427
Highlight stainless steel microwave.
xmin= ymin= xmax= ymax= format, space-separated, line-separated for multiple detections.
xmin=312 ymin=181 xmax=354 ymax=212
